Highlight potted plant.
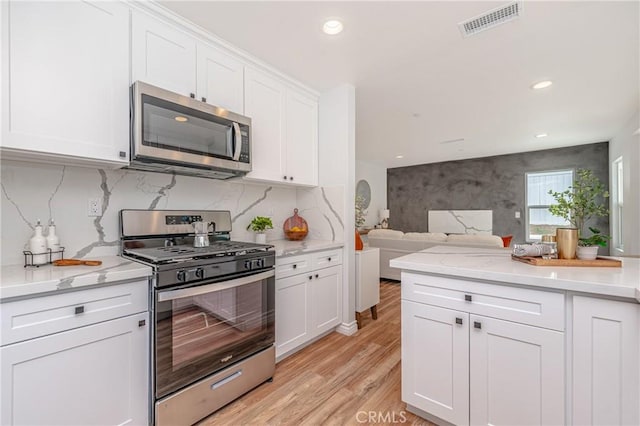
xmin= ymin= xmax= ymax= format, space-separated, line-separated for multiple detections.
xmin=246 ymin=216 xmax=273 ymax=244
xmin=576 ymin=227 xmax=611 ymax=260
xmin=548 ymin=168 xmax=609 ymax=259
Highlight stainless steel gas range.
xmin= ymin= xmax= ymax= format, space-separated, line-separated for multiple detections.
xmin=119 ymin=210 xmax=275 ymax=426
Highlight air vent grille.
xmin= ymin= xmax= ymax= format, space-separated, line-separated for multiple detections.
xmin=459 ymin=1 xmax=522 ymax=37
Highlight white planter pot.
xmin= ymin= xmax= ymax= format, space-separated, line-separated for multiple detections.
xmin=255 ymin=233 xmax=267 ymax=244
xmin=576 ymin=245 xmax=599 ymax=260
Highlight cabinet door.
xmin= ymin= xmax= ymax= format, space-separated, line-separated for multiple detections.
xmin=275 ymin=273 xmax=311 ymax=358
xmin=1 ymin=1 xmax=129 ymax=164
xmin=469 ymin=315 xmax=564 ymax=426
xmin=1 ymin=312 xmax=149 ymax=426
xmin=197 ymin=43 xmax=244 ymax=113
xmin=573 ymin=296 xmax=639 ymax=426
xmin=401 ymin=301 xmax=469 ymax=425
xmin=244 ymin=67 xmax=286 ymax=183
xmin=311 ymin=265 xmax=342 ymax=335
xmin=131 ymin=10 xmax=196 ymax=97
xmin=284 ymin=89 xmax=318 ymax=186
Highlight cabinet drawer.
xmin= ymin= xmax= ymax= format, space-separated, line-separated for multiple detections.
xmin=402 ymin=273 xmax=565 ymax=331
xmin=275 ymin=254 xmax=311 ymax=279
xmin=311 ymin=249 xmax=343 ymax=270
xmin=1 ymin=280 xmax=149 ymax=346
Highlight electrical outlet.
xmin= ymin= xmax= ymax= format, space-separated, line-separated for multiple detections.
xmin=88 ymin=198 xmax=102 ymax=216
xmin=515 ymin=211 xmax=521 ymax=219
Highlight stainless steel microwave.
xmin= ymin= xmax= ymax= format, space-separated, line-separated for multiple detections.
xmin=129 ymin=81 xmax=251 ymax=180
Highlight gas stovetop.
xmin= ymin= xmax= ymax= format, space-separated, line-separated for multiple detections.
xmin=123 ymin=241 xmax=272 ymax=264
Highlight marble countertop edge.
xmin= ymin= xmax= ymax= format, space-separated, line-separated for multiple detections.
xmin=270 ymin=239 xmax=344 ymax=257
xmin=390 ymin=247 xmax=640 ymax=303
xmin=1 ymin=256 xmax=152 ymax=302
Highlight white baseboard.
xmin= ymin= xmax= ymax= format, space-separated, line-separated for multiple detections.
xmin=336 ymin=321 xmax=358 ymax=336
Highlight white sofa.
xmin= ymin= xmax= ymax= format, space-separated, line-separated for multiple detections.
xmin=367 ymin=229 xmax=505 ymax=280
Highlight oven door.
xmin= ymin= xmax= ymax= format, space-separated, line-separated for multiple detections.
xmin=154 ymin=269 xmax=274 ymax=399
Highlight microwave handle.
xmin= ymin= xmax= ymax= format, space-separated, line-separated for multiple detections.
xmin=232 ymin=122 xmax=242 ymax=161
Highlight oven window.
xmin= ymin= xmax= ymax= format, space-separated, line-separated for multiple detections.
xmin=155 ymin=276 xmax=274 ymax=398
xmin=142 ymin=94 xmax=232 ymax=159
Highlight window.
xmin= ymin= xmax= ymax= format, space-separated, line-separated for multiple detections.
xmin=612 ymin=157 xmax=624 ymax=251
xmin=525 ymin=169 xmax=574 ymax=241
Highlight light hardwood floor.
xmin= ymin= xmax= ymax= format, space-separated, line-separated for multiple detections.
xmin=198 ymin=281 xmax=435 ymax=426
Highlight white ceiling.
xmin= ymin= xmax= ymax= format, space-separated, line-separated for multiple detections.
xmin=160 ymin=1 xmax=640 ymax=168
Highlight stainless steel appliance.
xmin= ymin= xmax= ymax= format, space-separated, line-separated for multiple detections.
xmin=129 ymin=81 xmax=251 ymax=180
xmin=119 ymin=210 xmax=275 ymax=426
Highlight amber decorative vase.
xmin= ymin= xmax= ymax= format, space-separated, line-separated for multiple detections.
xmin=355 ymin=230 xmax=364 ymax=250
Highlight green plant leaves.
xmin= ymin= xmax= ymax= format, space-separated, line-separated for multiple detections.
xmin=548 ymin=168 xmax=609 ymax=236
xmin=247 ymin=216 xmax=274 ymax=232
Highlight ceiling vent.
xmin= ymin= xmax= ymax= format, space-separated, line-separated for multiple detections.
xmin=458 ymin=1 xmax=522 ymax=37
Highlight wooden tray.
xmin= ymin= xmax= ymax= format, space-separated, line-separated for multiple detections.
xmin=511 ymin=255 xmax=621 ymax=267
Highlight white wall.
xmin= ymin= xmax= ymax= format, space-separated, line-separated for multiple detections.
xmin=319 ymin=84 xmax=357 ymax=334
xmin=355 ymin=160 xmax=387 ymax=227
xmin=609 ymin=110 xmax=640 ymax=256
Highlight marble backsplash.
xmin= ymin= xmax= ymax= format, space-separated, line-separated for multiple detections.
xmin=1 ymin=160 xmax=344 ymax=266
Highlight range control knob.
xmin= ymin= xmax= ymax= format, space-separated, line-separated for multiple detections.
xmin=195 ymin=268 xmax=204 ymax=279
xmin=177 ymin=270 xmax=187 ymax=282
xmin=244 ymin=260 xmax=252 ymax=270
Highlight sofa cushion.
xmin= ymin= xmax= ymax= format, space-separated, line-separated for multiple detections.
xmin=404 ymin=232 xmax=448 ymax=242
xmin=446 ymin=234 xmax=504 ymax=247
xmin=367 ymin=229 xmax=405 ymax=239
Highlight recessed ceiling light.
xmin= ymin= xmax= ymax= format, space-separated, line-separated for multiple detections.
xmin=531 ymin=80 xmax=553 ymax=90
xmin=396 ymin=155 xmax=404 ymax=159
xmin=174 ymin=116 xmax=188 ymax=122
xmin=323 ymin=19 xmax=343 ymax=35
xmin=535 ymin=133 xmax=548 ymax=138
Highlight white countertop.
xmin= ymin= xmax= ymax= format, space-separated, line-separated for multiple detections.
xmin=390 ymin=246 xmax=640 ymax=302
xmin=270 ymin=239 xmax=344 ymax=257
xmin=0 ymin=256 xmax=152 ymax=302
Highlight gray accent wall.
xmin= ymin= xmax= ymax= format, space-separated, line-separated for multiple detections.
xmin=387 ymin=142 xmax=609 ymax=248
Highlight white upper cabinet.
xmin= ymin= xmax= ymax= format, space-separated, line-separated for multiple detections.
xmin=245 ymin=67 xmax=318 ymax=186
xmin=244 ymin=67 xmax=286 ymax=183
xmin=197 ymin=44 xmax=244 ymax=113
xmin=285 ymin=90 xmax=319 ymax=186
xmin=1 ymin=1 xmax=130 ymax=166
xmin=131 ymin=10 xmax=197 ymax=97
xmin=132 ymin=11 xmax=244 ymax=114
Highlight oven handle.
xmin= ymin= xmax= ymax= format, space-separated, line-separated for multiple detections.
xmin=157 ymin=270 xmax=274 ymax=302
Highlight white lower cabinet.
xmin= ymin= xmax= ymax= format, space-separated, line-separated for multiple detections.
xmin=401 ymin=272 xmax=565 ymax=425
xmin=402 ymin=301 xmax=470 ymax=425
xmin=275 ymin=271 xmax=312 ymax=356
xmin=310 ymin=265 xmax=342 ymax=335
xmin=469 ymin=315 xmax=564 ymax=426
xmin=0 ymin=281 xmax=150 ymax=426
xmin=275 ymin=249 xmax=343 ymax=359
xmin=572 ymin=296 xmax=640 ymax=426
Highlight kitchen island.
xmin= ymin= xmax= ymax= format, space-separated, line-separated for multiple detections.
xmin=391 ymin=246 xmax=640 ymax=426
